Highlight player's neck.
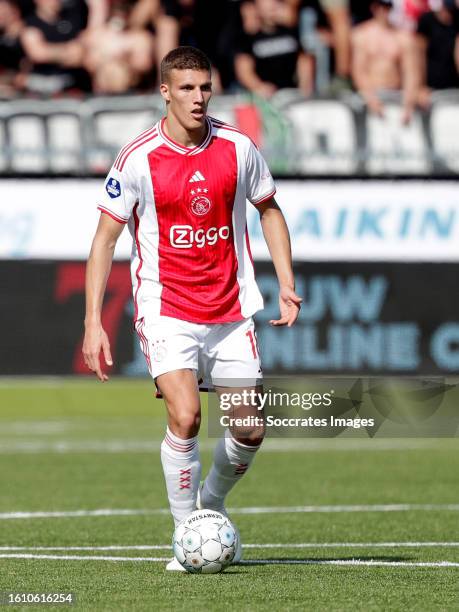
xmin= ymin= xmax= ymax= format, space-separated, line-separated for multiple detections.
xmin=163 ymin=115 xmax=208 ymax=148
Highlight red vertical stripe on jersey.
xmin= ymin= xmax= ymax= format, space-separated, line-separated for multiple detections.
xmin=245 ymin=226 xmax=255 ymax=268
xmin=132 ymin=203 xmax=143 ymax=323
xmin=148 ymin=139 xmax=243 ymax=323
xmin=136 ymin=317 xmax=151 ymax=373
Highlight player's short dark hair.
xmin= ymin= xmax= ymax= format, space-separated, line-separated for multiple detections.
xmin=160 ymin=46 xmax=211 ymax=84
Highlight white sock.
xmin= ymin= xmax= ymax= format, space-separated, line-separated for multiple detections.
xmin=201 ymin=430 xmax=261 ymax=512
xmin=160 ymin=427 xmax=201 ymax=527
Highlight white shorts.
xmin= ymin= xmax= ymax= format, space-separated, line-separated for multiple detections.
xmin=135 ymin=315 xmax=262 ymax=385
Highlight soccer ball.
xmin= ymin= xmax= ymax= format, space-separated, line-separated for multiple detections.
xmin=172 ymin=509 xmax=237 ymax=574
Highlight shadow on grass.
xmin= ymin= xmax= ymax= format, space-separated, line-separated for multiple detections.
xmin=236 ymin=555 xmax=413 ymax=566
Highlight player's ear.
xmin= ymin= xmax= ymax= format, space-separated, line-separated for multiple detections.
xmin=160 ymin=83 xmax=170 ymax=103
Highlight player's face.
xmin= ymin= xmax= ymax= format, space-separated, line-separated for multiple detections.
xmin=160 ymin=69 xmax=212 ymax=132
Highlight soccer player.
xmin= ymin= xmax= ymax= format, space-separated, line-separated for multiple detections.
xmin=82 ymin=46 xmax=301 ymax=570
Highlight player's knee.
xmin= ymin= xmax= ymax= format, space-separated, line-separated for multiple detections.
xmin=234 ymin=424 xmax=265 ymax=447
xmin=175 ymin=411 xmax=201 ymax=438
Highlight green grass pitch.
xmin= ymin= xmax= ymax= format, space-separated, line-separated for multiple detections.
xmin=0 ymin=378 xmax=458 ymax=611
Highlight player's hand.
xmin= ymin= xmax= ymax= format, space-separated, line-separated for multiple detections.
xmin=82 ymin=322 xmax=113 ymax=382
xmin=269 ymin=286 xmax=302 ymax=327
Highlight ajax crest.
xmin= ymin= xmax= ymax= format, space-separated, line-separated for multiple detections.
xmin=106 ymin=178 xmax=121 ymax=199
xmin=190 ymin=195 xmax=212 ymax=216
xmin=152 ymin=339 xmax=167 ymax=362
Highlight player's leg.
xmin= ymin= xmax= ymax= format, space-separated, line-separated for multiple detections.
xmin=136 ymin=316 xmax=203 ymax=527
xmin=157 ymin=368 xmax=202 ymax=527
xmin=199 ymin=418 xmax=263 ymax=514
xmin=200 ymin=317 xmax=264 ymax=514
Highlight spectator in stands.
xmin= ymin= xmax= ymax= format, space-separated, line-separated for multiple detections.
xmin=20 ymin=0 xmax=89 ymax=94
xmin=351 ymin=0 xmax=417 ymax=122
xmin=155 ymin=0 xmax=237 ymax=91
xmin=306 ymin=0 xmax=353 ymax=92
xmin=415 ymin=0 xmax=459 ymax=107
xmin=234 ymin=0 xmax=313 ymax=98
xmin=286 ymin=0 xmax=352 ymax=93
xmin=0 ymin=0 xmax=26 ymax=95
xmin=321 ymin=0 xmax=352 ymax=91
xmin=81 ymin=0 xmax=157 ymax=94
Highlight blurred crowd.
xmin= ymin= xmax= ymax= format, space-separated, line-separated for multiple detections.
xmin=0 ymin=0 xmax=458 ymax=117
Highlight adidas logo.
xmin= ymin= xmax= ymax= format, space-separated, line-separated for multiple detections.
xmin=189 ymin=170 xmax=206 ymax=183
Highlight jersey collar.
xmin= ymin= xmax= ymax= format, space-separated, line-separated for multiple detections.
xmin=158 ymin=117 xmax=212 ymax=156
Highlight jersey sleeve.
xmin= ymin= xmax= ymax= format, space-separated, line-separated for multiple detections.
xmin=97 ymin=155 xmax=139 ymax=224
xmin=245 ymin=140 xmax=276 ymax=206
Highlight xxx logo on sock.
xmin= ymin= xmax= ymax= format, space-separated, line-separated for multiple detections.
xmin=179 ymin=468 xmax=191 ymax=490
xmin=234 ymin=463 xmax=248 ymax=476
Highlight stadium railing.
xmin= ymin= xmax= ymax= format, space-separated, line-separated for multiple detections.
xmin=1 ymin=90 xmax=459 ymax=176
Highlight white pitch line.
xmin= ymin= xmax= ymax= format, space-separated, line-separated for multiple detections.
xmin=0 ymin=546 xmax=172 ymax=551
xmin=244 ymin=542 xmax=459 ymax=548
xmin=240 ymin=560 xmax=459 ymax=568
xmin=0 ymin=438 xmax=456 ymax=454
xmin=0 ymin=422 xmax=70 ymax=435
xmin=0 ymin=554 xmax=169 ymax=562
xmin=2 ymin=504 xmax=459 ymax=520
xmin=0 ymin=554 xmax=458 ymax=568
xmin=231 ymin=504 xmax=459 ymax=514
xmin=0 ymin=543 xmax=459 ymax=552
xmin=0 ymin=509 xmax=167 ymax=520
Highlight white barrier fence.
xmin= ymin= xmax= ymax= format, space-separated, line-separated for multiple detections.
xmin=1 ymin=92 xmax=459 ymax=175
xmin=1 ymin=179 xmax=458 ymax=261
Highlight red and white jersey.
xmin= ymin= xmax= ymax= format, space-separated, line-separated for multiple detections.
xmin=97 ymin=116 xmax=276 ymax=324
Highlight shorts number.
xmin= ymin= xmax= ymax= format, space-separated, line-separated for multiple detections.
xmin=245 ymin=330 xmax=258 ymax=359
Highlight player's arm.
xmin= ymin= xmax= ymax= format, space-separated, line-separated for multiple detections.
xmin=83 ymin=213 xmax=125 ymax=382
xmin=258 ymin=197 xmax=302 ymax=327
